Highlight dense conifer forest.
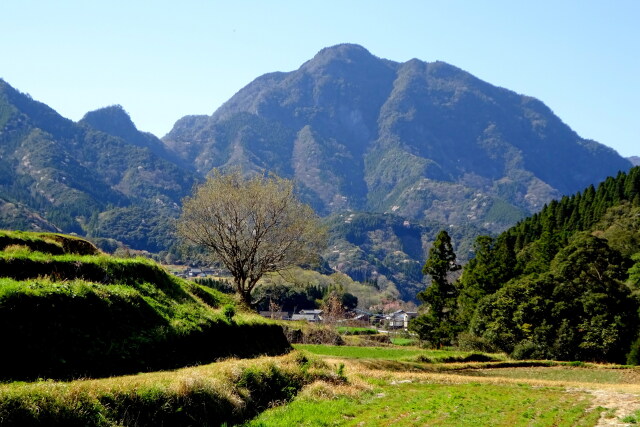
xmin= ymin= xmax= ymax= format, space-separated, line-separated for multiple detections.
xmin=436 ymin=167 xmax=640 ymax=363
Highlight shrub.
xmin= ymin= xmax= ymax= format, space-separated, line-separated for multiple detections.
xmin=223 ymin=304 xmax=236 ymax=322
xmin=457 ymin=332 xmax=499 ymax=353
xmin=336 ymin=327 xmax=377 ymax=335
xmin=626 ymin=337 xmax=640 ymax=365
xmin=511 ymin=340 xmax=539 ymax=360
xmin=2 ymin=244 xmax=32 ymax=255
xmin=282 ymin=324 xmax=344 ymax=345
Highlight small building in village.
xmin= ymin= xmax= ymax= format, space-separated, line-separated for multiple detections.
xmin=291 ymin=309 xmax=323 ymax=322
xmin=385 ymin=310 xmax=418 ymax=329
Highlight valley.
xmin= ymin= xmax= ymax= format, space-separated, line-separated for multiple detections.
xmin=1 ymin=43 xmax=639 ymax=425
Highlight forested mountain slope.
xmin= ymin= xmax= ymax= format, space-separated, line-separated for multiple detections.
xmin=324 ymin=211 xmax=485 ymax=300
xmin=0 ymin=79 xmax=196 ymax=252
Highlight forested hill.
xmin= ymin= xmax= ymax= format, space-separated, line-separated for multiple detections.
xmin=0 ymin=79 xmax=196 ymax=252
xmin=457 ymin=166 xmax=640 ymax=363
xmin=163 ymin=43 xmax=632 ymax=233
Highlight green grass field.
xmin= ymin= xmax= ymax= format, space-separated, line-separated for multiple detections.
xmin=245 ymin=379 xmax=601 ymax=426
xmin=294 ymin=343 xmax=427 ymax=359
xmin=458 ymin=365 xmax=640 ymax=385
xmin=249 ymin=345 xmax=640 ymax=426
xmin=390 ymin=337 xmax=418 ymax=346
xmin=294 ymin=344 xmax=505 ymax=363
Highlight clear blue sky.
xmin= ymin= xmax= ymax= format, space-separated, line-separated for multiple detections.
xmin=2 ymin=1 xmax=638 ymax=157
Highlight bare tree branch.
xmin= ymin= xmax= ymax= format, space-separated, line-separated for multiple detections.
xmin=177 ymin=169 xmax=327 ymax=306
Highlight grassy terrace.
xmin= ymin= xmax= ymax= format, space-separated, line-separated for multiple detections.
xmin=294 ymin=344 xmax=506 ymax=363
xmin=0 ymin=230 xmax=291 ymax=381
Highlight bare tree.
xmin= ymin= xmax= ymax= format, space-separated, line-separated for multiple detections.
xmin=177 ymin=170 xmax=326 ymax=306
xmin=321 ymin=292 xmax=346 ymax=325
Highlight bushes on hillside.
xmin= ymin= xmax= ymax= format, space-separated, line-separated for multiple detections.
xmin=470 ymin=235 xmax=638 ymax=363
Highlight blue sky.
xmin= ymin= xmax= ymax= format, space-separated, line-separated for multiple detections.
xmin=2 ymin=1 xmax=638 ymax=156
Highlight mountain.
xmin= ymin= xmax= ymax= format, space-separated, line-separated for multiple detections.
xmin=0 ymin=79 xmax=196 ymax=252
xmin=163 ymin=44 xmax=632 ymax=233
xmin=630 ymin=156 xmax=640 ymax=166
xmin=0 ymin=44 xmax=633 ymax=302
xmin=80 ymin=105 xmax=190 ymax=168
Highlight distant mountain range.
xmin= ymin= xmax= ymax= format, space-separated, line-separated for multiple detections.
xmin=0 ymin=44 xmax=634 ymax=299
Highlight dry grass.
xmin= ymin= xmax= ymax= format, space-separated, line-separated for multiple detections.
xmin=328 ymin=357 xmax=640 ymax=394
xmin=0 ymin=352 xmax=337 ymax=426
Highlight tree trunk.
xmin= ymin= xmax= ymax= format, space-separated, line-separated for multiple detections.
xmin=240 ymin=291 xmax=252 ymax=308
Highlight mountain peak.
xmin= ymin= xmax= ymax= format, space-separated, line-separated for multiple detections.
xmin=81 ymin=105 xmax=138 ymax=137
xmin=314 ymin=43 xmax=373 ymax=59
xmin=301 ymin=43 xmax=385 ymax=73
xmin=164 ymin=43 xmax=631 ymax=229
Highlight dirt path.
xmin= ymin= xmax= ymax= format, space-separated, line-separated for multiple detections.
xmin=579 ymin=388 xmax=640 ymax=426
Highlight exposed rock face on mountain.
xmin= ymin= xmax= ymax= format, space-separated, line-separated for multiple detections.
xmin=0 ymin=79 xmax=196 ymax=251
xmin=164 ymin=44 xmax=632 ymax=232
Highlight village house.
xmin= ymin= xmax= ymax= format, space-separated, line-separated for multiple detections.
xmin=385 ymin=310 xmax=418 ymax=329
xmin=291 ymin=309 xmax=323 ymax=322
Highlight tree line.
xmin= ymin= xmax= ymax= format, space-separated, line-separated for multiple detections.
xmin=412 ymin=166 xmax=640 ymax=363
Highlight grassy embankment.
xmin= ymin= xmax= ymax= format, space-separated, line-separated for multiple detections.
xmin=0 ymin=352 xmax=341 ymax=426
xmin=0 ymin=230 xmax=291 ymax=381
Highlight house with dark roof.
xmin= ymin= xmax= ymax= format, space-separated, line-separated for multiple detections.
xmin=291 ymin=309 xmax=323 ymax=322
